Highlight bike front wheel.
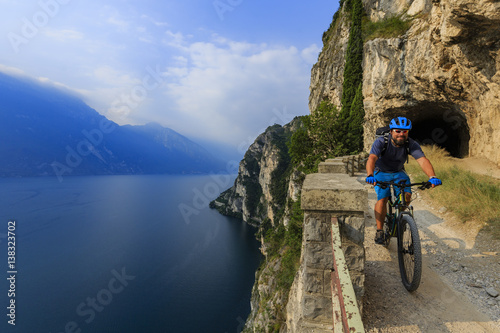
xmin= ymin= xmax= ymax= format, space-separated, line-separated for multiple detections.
xmin=382 ymin=215 xmax=393 ymax=248
xmin=397 ymin=214 xmax=422 ymax=292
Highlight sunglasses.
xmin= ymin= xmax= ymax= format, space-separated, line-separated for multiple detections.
xmin=393 ymin=130 xmax=408 ymax=134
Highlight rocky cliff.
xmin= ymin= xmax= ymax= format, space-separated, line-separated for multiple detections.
xmin=211 ymin=119 xmax=306 ymax=332
xmin=311 ymin=0 xmax=500 ymax=165
xmin=211 ymin=119 xmax=303 ymax=227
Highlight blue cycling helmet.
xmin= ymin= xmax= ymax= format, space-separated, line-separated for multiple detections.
xmin=389 ymin=116 xmax=412 ymax=130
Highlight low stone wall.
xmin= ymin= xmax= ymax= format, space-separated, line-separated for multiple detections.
xmin=285 ymin=171 xmax=366 ymax=332
xmin=318 ymin=153 xmax=369 ymax=176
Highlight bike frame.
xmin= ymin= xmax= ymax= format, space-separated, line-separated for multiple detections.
xmin=379 ymin=180 xmax=430 ymax=237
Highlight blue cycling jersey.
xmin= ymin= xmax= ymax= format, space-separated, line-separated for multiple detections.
xmin=369 ymin=136 xmax=425 ymax=172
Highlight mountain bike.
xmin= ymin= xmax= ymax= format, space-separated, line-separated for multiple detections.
xmin=375 ymin=180 xmax=433 ymax=292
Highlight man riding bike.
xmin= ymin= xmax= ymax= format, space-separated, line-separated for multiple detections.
xmin=365 ymin=116 xmax=442 ymax=244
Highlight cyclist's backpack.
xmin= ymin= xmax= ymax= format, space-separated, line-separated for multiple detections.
xmin=376 ymin=126 xmax=410 ymax=163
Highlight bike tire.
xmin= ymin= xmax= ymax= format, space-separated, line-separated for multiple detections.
xmin=383 ymin=202 xmax=394 ymax=248
xmin=397 ymin=214 xmax=422 ymax=292
xmin=383 ymin=215 xmax=392 ymax=248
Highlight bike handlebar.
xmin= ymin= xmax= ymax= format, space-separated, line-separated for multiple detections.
xmin=375 ymin=180 xmax=433 ymax=191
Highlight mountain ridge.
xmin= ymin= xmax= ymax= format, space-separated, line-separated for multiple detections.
xmin=0 ymin=72 xmax=226 ymax=178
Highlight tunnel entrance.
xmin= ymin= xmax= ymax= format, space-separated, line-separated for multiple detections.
xmin=384 ymin=103 xmax=470 ymax=158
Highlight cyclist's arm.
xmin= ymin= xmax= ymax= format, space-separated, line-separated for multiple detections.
xmin=366 ymin=154 xmax=378 ymax=177
xmin=416 ymin=156 xmax=437 ymax=179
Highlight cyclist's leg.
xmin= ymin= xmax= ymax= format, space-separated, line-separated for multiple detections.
xmin=374 ymin=197 xmax=389 ymax=230
xmin=374 ymin=171 xmax=392 ymax=230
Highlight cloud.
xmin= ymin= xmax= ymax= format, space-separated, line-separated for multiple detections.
xmin=107 ymin=15 xmax=130 ymax=31
xmin=153 ymin=34 xmax=312 ymax=147
xmin=0 ymin=64 xmax=26 ymax=77
xmin=140 ymin=14 xmax=169 ymax=27
xmin=0 ymin=64 xmax=86 ymax=100
xmin=93 ymin=66 xmax=140 ymax=87
xmin=43 ymin=28 xmax=84 ymax=42
xmin=163 ymin=30 xmax=191 ymax=49
xmin=0 ymin=0 xmax=319 ymax=150
xmin=301 ymin=44 xmax=321 ymax=64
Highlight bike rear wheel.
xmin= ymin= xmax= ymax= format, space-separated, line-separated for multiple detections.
xmin=397 ymin=214 xmax=422 ymax=292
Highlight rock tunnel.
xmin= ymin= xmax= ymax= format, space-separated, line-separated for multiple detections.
xmin=384 ymin=103 xmax=470 ymax=158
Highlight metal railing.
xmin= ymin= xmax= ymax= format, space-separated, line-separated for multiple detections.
xmin=341 ymin=152 xmax=369 ymax=177
xmin=331 ymin=217 xmax=365 ymax=333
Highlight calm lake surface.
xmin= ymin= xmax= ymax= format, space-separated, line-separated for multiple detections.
xmin=0 ymin=175 xmax=262 ymax=333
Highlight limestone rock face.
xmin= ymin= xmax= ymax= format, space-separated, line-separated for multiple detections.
xmin=309 ymin=7 xmax=351 ymax=114
xmin=311 ymin=0 xmax=500 ymax=165
xmin=211 ymin=118 xmax=303 ymax=225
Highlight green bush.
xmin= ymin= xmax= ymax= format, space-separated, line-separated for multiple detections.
xmin=262 ymin=197 xmax=304 ymax=290
xmin=288 ymin=120 xmax=317 ymax=172
xmin=288 ymin=102 xmax=346 ymax=173
xmin=363 ymin=14 xmax=412 ymax=40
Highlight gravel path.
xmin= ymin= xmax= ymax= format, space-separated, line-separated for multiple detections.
xmin=361 ymin=181 xmax=500 ymax=332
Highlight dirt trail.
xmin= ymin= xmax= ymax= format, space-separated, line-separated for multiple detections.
xmin=452 ymin=156 xmax=500 ymax=180
xmin=357 ymin=159 xmax=500 ymax=332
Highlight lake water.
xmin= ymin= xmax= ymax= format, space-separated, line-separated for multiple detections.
xmin=0 ymin=175 xmax=262 ymax=333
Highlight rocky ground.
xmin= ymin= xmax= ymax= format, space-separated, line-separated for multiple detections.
xmin=358 ymin=165 xmax=500 ymax=333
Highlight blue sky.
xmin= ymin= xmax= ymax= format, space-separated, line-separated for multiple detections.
xmin=1 ymin=0 xmax=339 ymax=156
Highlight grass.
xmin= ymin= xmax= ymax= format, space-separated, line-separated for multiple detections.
xmin=485 ymin=217 xmax=500 ymax=239
xmin=406 ymin=145 xmax=500 ymax=239
xmin=362 ymin=14 xmax=412 ymax=40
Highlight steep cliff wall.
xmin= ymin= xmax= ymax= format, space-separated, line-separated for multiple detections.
xmin=311 ymin=0 xmax=500 ymax=165
xmin=309 ymin=6 xmax=351 ymax=114
xmin=211 ymin=118 xmax=306 ymax=332
xmin=211 ymin=119 xmax=303 ymax=226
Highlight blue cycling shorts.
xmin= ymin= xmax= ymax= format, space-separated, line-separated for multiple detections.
xmin=374 ymin=170 xmax=411 ymax=201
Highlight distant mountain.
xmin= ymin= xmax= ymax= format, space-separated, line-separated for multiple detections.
xmin=123 ymin=122 xmax=227 ymax=173
xmin=0 ymin=72 xmax=226 ymax=179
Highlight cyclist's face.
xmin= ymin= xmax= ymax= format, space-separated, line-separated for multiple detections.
xmin=391 ymin=129 xmax=408 ymax=146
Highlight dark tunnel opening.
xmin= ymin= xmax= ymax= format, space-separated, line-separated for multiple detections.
xmin=385 ymin=104 xmax=470 ymax=158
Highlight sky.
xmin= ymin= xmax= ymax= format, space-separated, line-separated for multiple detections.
xmin=1 ymin=0 xmax=339 ymax=158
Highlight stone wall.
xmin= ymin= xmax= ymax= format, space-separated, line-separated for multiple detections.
xmin=284 ymin=169 xmax=366 ymax=332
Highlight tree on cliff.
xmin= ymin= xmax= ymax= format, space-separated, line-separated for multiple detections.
xmin=288 ymin=101 xmax=344 ymax=173
xmin=340 ymin=0 xmax=364 ymax=153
